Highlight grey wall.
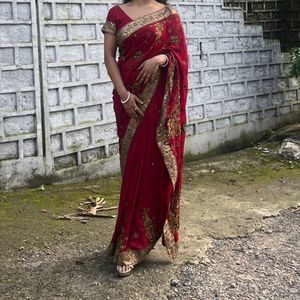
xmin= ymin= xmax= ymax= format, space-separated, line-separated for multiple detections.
xmin=0 ymin=0 xmax=299 ymax=190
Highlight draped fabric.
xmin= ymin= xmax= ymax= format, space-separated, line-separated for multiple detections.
xmin=101 ymin=4 xmax=188 ymax=266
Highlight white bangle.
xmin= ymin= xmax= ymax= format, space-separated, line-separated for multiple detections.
xmin=121 ymin=91 xmax=130 ymax=104
xmin=160 ymin=54 xmax=169 ymax=67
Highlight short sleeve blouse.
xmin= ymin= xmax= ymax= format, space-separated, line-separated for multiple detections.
xmin=101 ymin=6 xmax=120 ymax=36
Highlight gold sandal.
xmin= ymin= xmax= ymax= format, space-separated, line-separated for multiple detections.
xmin=116 ymin=264 xmax=134 ymax=277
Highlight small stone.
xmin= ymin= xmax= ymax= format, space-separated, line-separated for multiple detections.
xmin=170 ymin=279 xmax=179 ymax=287
xmin=81 ymin=220 xmax=88 ymax=224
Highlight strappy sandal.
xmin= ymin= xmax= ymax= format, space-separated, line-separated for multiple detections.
xmin=116 ymin=264 xmax=134 ymax=277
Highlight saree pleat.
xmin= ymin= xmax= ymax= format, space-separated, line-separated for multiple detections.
xmin=101 ymin=5 xmax=188 ymax=266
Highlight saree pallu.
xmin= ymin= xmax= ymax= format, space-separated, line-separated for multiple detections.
xmin=101 ymin=5 xmax=189 ymax=266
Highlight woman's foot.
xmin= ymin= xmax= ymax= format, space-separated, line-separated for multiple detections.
xmin=116 ymin=264 xmax=134 ymax=277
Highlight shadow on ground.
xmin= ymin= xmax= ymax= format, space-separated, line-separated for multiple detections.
xmin=0 ymin=140 xmax=299 ymax=299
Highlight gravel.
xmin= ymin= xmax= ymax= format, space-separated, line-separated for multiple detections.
xmin=166 ymin=207 xmax=300 ymax=300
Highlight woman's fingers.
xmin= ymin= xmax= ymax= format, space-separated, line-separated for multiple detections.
xmin=134 ymin=95 xmax=143 ymax=105
xmin=137 ymin=61 xmax=144 ymax=70
xmin=143 ymin=74 xmax=152 ymax=85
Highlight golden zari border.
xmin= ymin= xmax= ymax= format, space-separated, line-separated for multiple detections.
xmin=101 ymin=21 xmax=117 ymax=35
xmin=116 ymin=5 xmax=177 ymax=48
xmin=157 ymin=54 xmax=183 ymax=262
xmin=106 ymin=236 xmax=160 ymax=266
xmin=119 ymin=71 xmax=161 ymax=176
xmin=156 ymin=53 xmax=178 ymax=189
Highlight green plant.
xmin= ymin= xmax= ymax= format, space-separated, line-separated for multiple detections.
xmin=289 ymin=47 xmax=300 ymax=78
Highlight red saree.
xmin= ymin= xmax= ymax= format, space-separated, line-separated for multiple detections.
xmin=101 ymin=4 xmax=188 ymax=266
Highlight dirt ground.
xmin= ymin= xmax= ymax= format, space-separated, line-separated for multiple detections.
xmin=0 ymin=139 xmax=299 ymax=300
xmin=166 ymin=206 xmax=300 ymax=300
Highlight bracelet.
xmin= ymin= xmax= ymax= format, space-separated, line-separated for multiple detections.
xmin=120 ymin=91 xmax=130 ymax=104
xmin=160 ymin=54 xmax=169 ymax=67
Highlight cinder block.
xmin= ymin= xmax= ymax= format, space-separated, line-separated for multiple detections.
xmin=189 ymin=22 xmax=206 ymax=36
xmin=94 ymin=123 xmax=117 ymax=142
xmin=87 ymin=44 xmax=104 ymax=60
xmin=50 ymin=109 xmax=74 ymax=129
xmin=108 ymin=142 xmax=119 ymax=156
xmin=226 ymin=52 xmax=243 ymax=65
xmin=54 ymin=153 xmax=78 ymax=170
xmin=218 ymin=37 xmax=234 ymax=50
xmin=45 ymin=25 xmax=68 ymax=42
xmin=0 ymin=93 xmax=17 ymax=112
xmin=207 ymin=22 xmax=223 ymax=35
xmin=56 ymin=4 xmax=82 ymax=20
xmin=232 ymin=113 xmax=247 ymax=125
xmin=202 ymin=70 xmax=220 ymax=84
xmin=72 ymin=24 xmax=96 ymax=40
xmin=77 ymin=104 xmax=102 ymax=123
xmin=221 ymin=68 xmax=237 ymax=82
xmin=51 ymin=134 xmax=63 ymax=153
xmin=66 ymin=128 xmax=91 ymax=149
xmin=210 ymin=53 xmax=225 ymax=67
xmin=0 ymin=2 xmax=13 ymax=20
xmin=0 ymin=25 xmax=32 ymax=43
xmin=262 ymin=79 xmax=274 ymax=92
xmin=75 ymin=64 xmax=99 ymax=81
xmin=19 ymin=47 xmax=33 ymax=65
xmin=47 ymin=66 xmax=71 ymax=84
xmin=216 ymin=117 xmax=231 ymax=129
xmin=213 ymin=84 xmax=228 ymax=99
xmin=81 ymin=146 xmax=106 ymax=163
xmin=237 ymin=66 xmax=253 ymax=79
xmin=23 ymin=138 xmax=37 ymax=157
xmin=0 ymin=141 xmax=18 ymax=160
xmin=46 ymin=46 xmax=56 ymax=63
xmin=230 ymin=82 xmax=246 ymax=96
xmin=92 ymin=82 xmax=114 ymax=100
xmin=194 ymin=86 xmax=211 ymax=103
xmin=224 ymin=97 xmax=255 ymax=113
xmin=247 ymin=80 xmax=261 ymax=93
xmin=85 ymin=4 xmax=108 ymax=20
xmin=244 ymin=51 xmax=260 ymax=64
xmin=178 ymin=5 xmax=196 ymax=19
xmin=271 ymin=92 xmax=284 ymax=105
xmin=48 ymin=89 xmax=59 ymax=107
xmin=62 ymin=85 xmax=88 ymax=105
xmin=0 ymin=48 xmax=14 ymax=66
xmin=2 ymin=69 xmax=34 ymax=88
xmin=205 ymin=102 xmax=222 ymax=117
xmin=198 ymin=120 xmax=214 ymax=133
xmin=60 ymin=45 xmax=84 ymax=62
xmin=20 ymin=91 xmax=35 ymax=111
xmin=17 ymin=3 xmax=31 ymax=21
xmin=187 ymin=105 xmax=204 ymax=120
xmin=4 ymin=115 xmax=36 ymax=136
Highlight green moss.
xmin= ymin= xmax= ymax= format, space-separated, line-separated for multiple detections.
xmin=184 ymin=129 xmax=264 ymax=163
xmin=0 ymin=174 xmax=121 ymax=256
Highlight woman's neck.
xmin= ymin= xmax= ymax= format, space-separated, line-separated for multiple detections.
xmin=129 ymin=0 xmax=158 ymax=7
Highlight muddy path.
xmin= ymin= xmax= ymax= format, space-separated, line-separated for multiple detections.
xmin=0 ymin=141 xmax=299 ymax=299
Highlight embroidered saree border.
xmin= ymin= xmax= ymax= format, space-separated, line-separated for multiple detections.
xmin=156 ymin=54 xmax=178 ymax=189
xmin=101 ymin=21 xmax=117 ymax=35
xmin=116 ymin=6 xmax=177 ymax=48
xmin=156 ymin=53 xmax=181 ymax=262
xmin=119 ymin=71 xmax=161 ymax=176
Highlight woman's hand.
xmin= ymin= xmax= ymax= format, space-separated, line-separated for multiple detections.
xmin=121 ymin=92 xmax=144 ymax=121
xmin=136 ymin=54 xmax=167 ymax=85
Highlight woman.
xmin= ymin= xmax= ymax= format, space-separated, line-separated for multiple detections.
xmin=101 ymin=0 xmax=188 ymax=277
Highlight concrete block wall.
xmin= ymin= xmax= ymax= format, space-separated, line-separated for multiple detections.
xmin=224 ymin=0 xmax=300 ymax=52
xmin=0 ymin=0 xmax=299 ymax=189
xmin=41 ymin=1 xmax=119 ymax=175
xmin=0 ymin=0 xmax=44 ymax=188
